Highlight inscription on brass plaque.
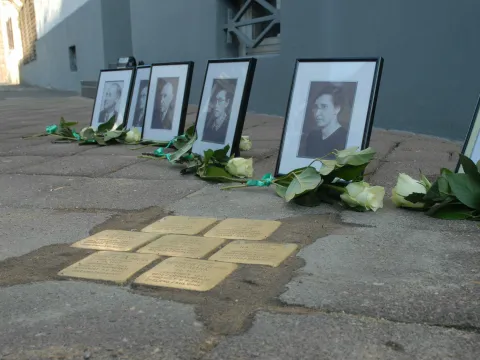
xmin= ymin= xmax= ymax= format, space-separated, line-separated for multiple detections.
xmin=209 ymin=241 xmax=298 ymax=267
xmin=58 ymin=251 xmax=159 ymax=284
xmin=203 ymin=218 xmax=281 ymax=240
xmin=142 ymin=216 xmax=217 ymax=235
xmin=134 ymin=257 xmax=237 ymax=291
xmin=71 ymin=230 xmax=161 ymax=252
xmin=136 ymin=235 xmax=225 ymax=259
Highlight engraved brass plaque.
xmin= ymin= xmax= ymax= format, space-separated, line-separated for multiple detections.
xmin=209 ymin=241 xmax=298 ymax=267
xmin=142 ymin=216 xmax=217 ymax=235
xmin=134 ymin=257 xmax=237 ymax=291
xmin=203 ymin=218 xmax=281 ymax=240
xmin=136 ymin=235 xmax=225 ymax=259
xmin=58 ymin=251 xmax=159 ymax=284
xmin=71 ymin=230 xmax=161 ymax=252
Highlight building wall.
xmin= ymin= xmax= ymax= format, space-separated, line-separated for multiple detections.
xmin=0 ymin=1 xmax=23 ymax=84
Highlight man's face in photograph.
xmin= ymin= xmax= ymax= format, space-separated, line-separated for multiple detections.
xmin=138 ymin=86 xmax=147 ymax=111
xmin=159 ymin=83 xmax=173 ymax=113
xmin=214 ymin=90 xmax=229 ymax=119
xmin=313 ymin=94 xmax=340 ymax=128
xmin=104 ymin=84 xmax=120 ymax=111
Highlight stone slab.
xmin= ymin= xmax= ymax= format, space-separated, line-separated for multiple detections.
xmin=0 ymin=156 xmax=53 ymax=173
xmin=134 ymin=257 xmax=237 ymax=291
xmin=142 ymin=216 xmax=217 ymax=235
xmin=58 ymin=251 xmax=159 ymax=284
xmin=71 ymin=230 xmax=161 ymax=252
xmin=205 ymin=311 xmax=480 ymax=360
xmin=13 ymin=155 xmax=143 ymax=177
xmin=106 ymin=160 xmax=188 ymax=180
xmin=0 ymin=208 xmax=111 ymax=261
xmin=280 ymin=227 xmax=480 ymax=327
xmin=204 ymin=218 xmax=281 ymax=240
xmin=137 ymin=234 xmax=225 ymax=258
xmin=0 ymin=282 xmax=208 ymax=360
xmin=209 ymin=241 xmax=298 ymax=267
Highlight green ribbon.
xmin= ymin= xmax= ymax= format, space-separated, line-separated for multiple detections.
xmin=46 ymin=125 xmax=57 ymax=134
xmin=72 ymin=131 xmax=81 ymax=140
xmin=246 ymin=173 xmax=274 ymax=187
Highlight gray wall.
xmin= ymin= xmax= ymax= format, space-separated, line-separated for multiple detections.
xmin=20 ymin=0 xmax=105 ymax=92
xmin=245 ymin=0 xmax=480 ymax=140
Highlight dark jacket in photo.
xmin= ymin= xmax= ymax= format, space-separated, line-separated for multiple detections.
xmin=98 ymin=109 xmax=118 ymax=124
xmin=151 ymin=108 xmax=173 ymax=130
xmin=304 ymin=126 xmax=348 ymax=158
xmin=202 ymin=115 xmax=229 ymax=144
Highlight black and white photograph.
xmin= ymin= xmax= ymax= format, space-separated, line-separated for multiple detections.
xmin=202 ymin=78 xmax=238 ymax=144
xmin=456 ymin=94 xmax=480 ymax=172
xmin=142 ymin=62 xmax=194 ymax=142
xmin=125 ymin=66 xmax=151 ymax=132
xmin=90 ymin=68 xmax=134 ymax=130
xmin=192 ymin=58 xmax=257 ymax=156
xmin=298 ymin=81 xmax=357 ymax=159
xmin=275 ymin=58 xmax=383 ymax=176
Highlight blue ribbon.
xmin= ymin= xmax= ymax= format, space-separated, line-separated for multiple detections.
xmin=46 ymin=125 xmax=57 ymax=134
xmin=246 ymin=173 xmax=274 ymax=187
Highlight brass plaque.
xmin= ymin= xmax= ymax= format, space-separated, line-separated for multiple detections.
xmin=209 ymin=241 xmax=298 ymax=267
xmin=203 ymin=218 xmax=281 ymax=240
xmin=134 ymin=257 xmax=237 ymax=291
xmin=136 ymin=234 xmax=225 ymax=259
xmin=141 ymin=216 xmax=217 ymax=235
xmin=58 ymin=251 xmax=159 ymax=284
xmin=71 ymin=230 xmax=161 ymax=252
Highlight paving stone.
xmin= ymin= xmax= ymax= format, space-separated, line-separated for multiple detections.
xmin=0 ymin=156 xmax=53 ymax=173
xmin=13 ymin=155 xmax=144 ymax=177
xmin=106 ymin=160 xmax=186 ymax=180
xmin=280 ymin=227 xmax=480 ymax=328
xmin=205 ymin=312 xmax=480 ymax=360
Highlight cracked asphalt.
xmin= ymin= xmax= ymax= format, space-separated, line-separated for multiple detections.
xmin=0 ymin=84 xmax=479 ymax=360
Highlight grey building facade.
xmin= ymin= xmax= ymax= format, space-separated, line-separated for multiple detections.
xmin=14 ymin=0 xmax=480 ymax=140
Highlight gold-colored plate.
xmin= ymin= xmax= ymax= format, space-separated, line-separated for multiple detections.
xmin=141 ymin=216 xmax=217 ymax=235
xmin=136 ymin=234 xmax=225 ymax=259
xmin=133 ymin=257 xmax=237 ymax=291
xmin=203 ymin=218 xmax=281 ymax=240
xmin=71 ymin=230 xmax=161 ymax=252
xmin=58 ymin=251 xmax=159 ymax=284
xmin=209 ymin=241 xmax=298 ymax=267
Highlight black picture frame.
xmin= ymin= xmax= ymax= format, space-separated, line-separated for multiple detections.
xmin=125 ymin=65 xmax=152 ymax=132
xmin=274 ymin=57 xmax=384 ymax=177
xmin=141 ymin=61 xmax=194 ymax=142
xmin=89 ymin=68 xmax=136 ymax=129
xmin=455 ymin=93 xmax=480 ymax=173
xmin=192 ymin=57 xmax=257 ymax=157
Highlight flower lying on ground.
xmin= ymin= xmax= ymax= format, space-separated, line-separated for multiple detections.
xmin=341 ymin=181 xmax=385 ymax=212
xmin=239 ymin=136 xmax=252 ymax=151
xmin=391 ymin=173 xmax=429 ymax=209
xmin=225 ymin=157 xmax=254 ymax=178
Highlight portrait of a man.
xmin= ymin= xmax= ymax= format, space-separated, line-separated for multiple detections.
xmin=132 ymin=80 xmax=149 ymax=128
xmin=298 ymin=82 xmax=357 ymax=159
xmin=151 ymin=77 xmax=179 ymax=130
xmin=98 ymin=81 xmax=124 ymax=124
xmin=202 ymin=78 xmax=237 ymax=144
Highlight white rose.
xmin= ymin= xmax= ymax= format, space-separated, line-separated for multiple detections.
xmin=340 ymin=181 xmax=385 ymax=212
xmin=125 ymin=128 xmax=141 ymax=143
xmin=391 ymin=173 xmax=427 ymax=208
xmin=225 ymin=157 xmax=254 ymax=178
xmin=239 ymin=136 xmax=252 ymax=151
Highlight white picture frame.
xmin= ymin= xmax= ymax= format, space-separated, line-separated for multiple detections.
xmin=90 ymin=68 xmax=134 ymax=130
xmin=125 ymin=66 xmax=151 ymax=133
xmin=192 ymin=58 xmax=257 ymax=157
xmin=142 ymin=62 xmax=194 ymax=142
xmin=457 ymin=94 xmax=480 ymax=173
xmin=275 ymin=58 xmax=384 ymax=176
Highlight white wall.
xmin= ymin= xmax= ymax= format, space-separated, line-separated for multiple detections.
xmin=0 ymin=1 xmax=23 ymax=83
xmin=34 ymin=0 xmax=91 ymax=38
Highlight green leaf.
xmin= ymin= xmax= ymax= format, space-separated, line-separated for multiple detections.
xmin=199 ymin=166 xmax=240 ymax=183
xmin=336 ymin=147 xmax=376 ymax=166
xmin=97 ymin=116 xmax=116 ymax=133
xmin=203 ymin=149 xmax=214 ymax=165
xmin=59 ymin=117 xmax=78 ymax=128
xmin=213 ymin=145 xmax=230 ymax=163
xmin=185 ymin=125 xmax=195 ymax=138
xmin=419 ymin=173 xmax=432 ymax=190
xmin=428 ymin=203 xmax=475 ymax=220
xmin=284 ymin=167 xmax=323 ymax=202
xmin=95 ymin=135 xmax=106 ymax=146
xmin=274 ymin=183 xmax=287 ymax=198
xmin=404 ymin=192 xmax=426 ymax=203
xmin=445 ymin=172 xmax=480 ymax=210
xmin=104 ymin=130 xmax=124 ymax=142
xmin=459 ymin=154 xmax=480 ymax=180
xmin=476 ymin=160 xmax=480 ymax=173
xmin=318 ymin=160 xmax=337 ymax=176
xmin=168 ymin=133 xmax=197 ymax=163
xmin=327 ymin=163 xmax=368 ymax=182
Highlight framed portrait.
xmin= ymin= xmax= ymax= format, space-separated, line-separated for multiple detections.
xmin=275 ymin=58 xmax=384 ymax=176
xmin=125 ymin=65 xmax=151 ymax=132
xmin=142 ymin=61 xmax=194 ymax=142
xmin=90 ymin=68 xmax=135 ymax=130
xmin=192 ymin=58 xmax=257 ymax=157
xmin=456 ymin=94 xmax=480 ymax=173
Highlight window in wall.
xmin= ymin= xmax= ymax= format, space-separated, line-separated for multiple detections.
xmin=69 ymin=45 xmax=77 ymax=72
xmin=6 ymin=18 xmax=15 ymax=50
xmin=18 ymin=0 xmax=37 ymax=64
xmin=225 ymin=0 xmax=281 ymax=56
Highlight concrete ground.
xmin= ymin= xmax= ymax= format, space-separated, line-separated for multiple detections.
xmin=0 ymin=84 xmax=479 ymax=360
